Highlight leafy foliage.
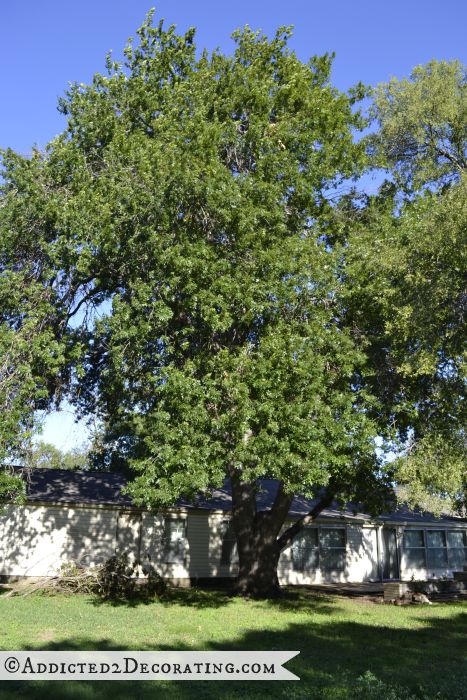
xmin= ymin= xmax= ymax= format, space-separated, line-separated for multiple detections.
xmin=96 ymin=553 xmax=167 ymax=600
xmin=369 ymin=60 xmax=466 ymax=190
xmin=343 ymin=60 xmax=467 ymax=512
xmin=0 ymin=467 xmax=24 ymax=507
xmin=2 ymin=14 xmax=382 ymax=503
xmin=25 ymin=441 xmax=89 ymax=470
xmin=8 ymin=554 xmax=167 ymax=600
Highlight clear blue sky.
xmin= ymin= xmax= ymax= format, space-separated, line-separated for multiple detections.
xmin=2 ymin=1 xmax=465 ymax=448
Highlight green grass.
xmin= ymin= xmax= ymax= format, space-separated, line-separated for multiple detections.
xmin=0 ymin=587 xmax=466 ymax=699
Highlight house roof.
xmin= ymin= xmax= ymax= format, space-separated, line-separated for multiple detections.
xmin=9 ymin=467 xmax=466 ymax=526
xmin=18 ymin=467 xmax=133 ymax=508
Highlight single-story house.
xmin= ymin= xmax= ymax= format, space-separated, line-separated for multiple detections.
xmin=1 ymin=468 xmax=466 ymax=585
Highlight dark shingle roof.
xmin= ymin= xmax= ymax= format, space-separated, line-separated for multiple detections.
xmin=9 ymin=467 xmax=466 ymax=525
xmin=18 ymin=468 xmax=133 ymax=508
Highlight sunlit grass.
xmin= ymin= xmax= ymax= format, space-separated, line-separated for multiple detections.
xmin=0 ymin=587 xmax=465 ymax=699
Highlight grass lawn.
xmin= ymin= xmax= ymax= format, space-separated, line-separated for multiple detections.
xmin=0 ymin=587 xmax=466 ymax=699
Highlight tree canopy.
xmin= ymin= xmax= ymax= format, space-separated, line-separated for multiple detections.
xmin=369 ymin=59 xmax=466 ymax=190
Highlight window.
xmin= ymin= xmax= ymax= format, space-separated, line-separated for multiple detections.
xmin=403 ymin=530 xmax=426 ymax=568
xmin=447 ymin=530 xmax=467 ymax=569
xmin=164 ymin=518 xmax=186 ymax=564
xmin=292 ymin=528 xmax=319 ymax=572
xmin=320 ymin=528 xmax=346 ymax=549
xmin=403 ymin=530 xmax=424 ymax=548
xmin=426 ymin=530 xmax=448 ymax=568
xmin=220 ymin=520 xmax=237 ymax=567
xmin=403 ymin=529 xmax=467 ymax=571
xmin=319 ymin=528 xmax=346 ymax=574
xmin=293 ymin=527 xmax=346 ymax=574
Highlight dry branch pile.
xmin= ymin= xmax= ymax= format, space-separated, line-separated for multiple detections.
xmin=2 ymin=553 xmax=167 ymax=600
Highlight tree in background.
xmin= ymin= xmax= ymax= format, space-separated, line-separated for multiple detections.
xmin=340 ymin=60 xmax=466 ymax=514
xmin=0 ymin=174 xmax=68 ymax=503
xmin=25 ymin=441 xmax=89 ymax=470
xmin=0 ymin=147 xmax=84 ymax=503
xmin=368 ymin=59 xmax=466 ymax=190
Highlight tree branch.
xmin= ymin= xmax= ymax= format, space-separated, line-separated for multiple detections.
xmin=257 ymin=480 xmax=294 ymax=541
xmin=276 ymin=489 xmax=335 ymax=552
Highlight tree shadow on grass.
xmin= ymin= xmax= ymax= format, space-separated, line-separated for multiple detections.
xmin=1 ymin=604 xmax=466 ymax=700
xmin=87 ymin=585 xmax=339 ymax=614
xmin=87 ymin=587 xmax=234 ymax=610
xmin=265 ymin=588 xmax=340 ymax=615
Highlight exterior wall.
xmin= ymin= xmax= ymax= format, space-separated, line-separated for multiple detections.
xmin=138 ymin=511 xmax=238 ymax=581
xmin=117 ymin=511 xmax=142 ymax=561
xmin=346 ymin=526 xmax=380 ymax=581
xmin=0 ymin=504 xmax=117 ymax=577
xmin=1 ymin=502 xmax=465 ymax=584
xmin=278 ymin=524 xmax=379 ymax=585
xmin=137 ymin=514 xmax=381 ymax=585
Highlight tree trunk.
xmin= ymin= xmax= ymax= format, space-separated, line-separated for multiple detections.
xmin=234 ymin=538 xmax=282 ymax=597
xmin=230 ymin=472 xmax=291 ymax=597
xmin=229 ymin=472 xmax=334 ymax=598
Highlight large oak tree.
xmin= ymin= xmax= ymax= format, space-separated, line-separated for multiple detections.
xmin=1 ymin=14 xmax=464 ymax=592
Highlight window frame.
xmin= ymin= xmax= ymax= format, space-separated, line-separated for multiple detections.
xmin=446 ymin=529 xmax=467 ymax=570
xmin=319 ymin=526 xmax=347 ymax=575
xmin=292 ymin=527 xmax=319 ymax=572
xmin=402 ymin=528 xmax=467 ymax=571
xmin=292 ymin=525 xmax=347 ymax=574
xmin=219 ymin=518 xmax=237 ymax=567
xmin=402 ymin=529 xmax=426 ymax=569
xmin=163 ymin=516 xmax=187 ymax=565
xmin=425 ymin=529 xmax=448 ymax=569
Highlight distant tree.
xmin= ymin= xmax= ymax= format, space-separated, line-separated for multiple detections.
xmin=0 ymin=468 xmax=24 ymax=506
xmin=26 ymin=441 xmax=89 ymax=470
xmin=368 ymin=59 xmax=466 ymax=191
xmin=340 ymin=60 xmax=467 ymax=514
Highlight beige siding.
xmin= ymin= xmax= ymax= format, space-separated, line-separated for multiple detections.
xmin=187 ymin=512 xmax=214 ymax=578
xmin=0 ymin=504 xmax=117 ymax=576
xmin=138 ymin=511 xmax=238 ymax=580
xmin=117 ymin=511 xmax=142 ymax=561
xmin=2 ymin=502 xmax=464 ymax=584
xmin=139 ymin=511 xmax=170 ymax=573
